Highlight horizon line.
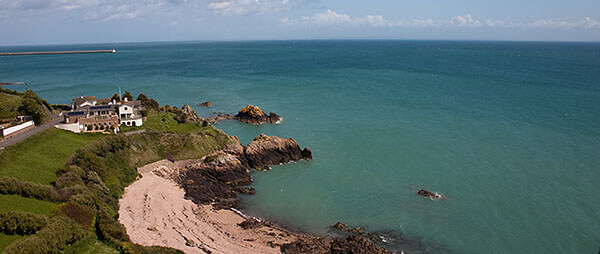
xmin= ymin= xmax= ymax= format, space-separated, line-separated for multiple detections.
xmin=1 ymin=38 xmax=600 ymax=48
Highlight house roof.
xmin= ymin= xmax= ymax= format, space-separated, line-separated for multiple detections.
xmin=73 ymin=96 xmax=97 ymax=106
xmin=96 ymin=98 xmax=112 ymax=105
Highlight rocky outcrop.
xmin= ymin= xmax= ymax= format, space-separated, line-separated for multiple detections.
xmin=236 ymin=105 xmax=281 ymax=125
xmin=197 ymin=101 xmax=212 ymax=107
xmin=417 ymin=189 xmax=442 ymax=199
xmin=245 ymin=134 xmax=312 ymax=170
xmin=175 ymin=135 xmax=311 ymax=208
xmin=280 ymin=235 xmax=389 ymax=254
xmin=178 ymin=104 xmax=202 ymax=123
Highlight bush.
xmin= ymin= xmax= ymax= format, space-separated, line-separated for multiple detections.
xmin=59 ymin=202 xmax=95 ymax=227
xmin=0 ymin=211 xmax=48 ymax=235
xmin=0 ymin=177 xmax=64 ymax=202
xmin=4 ymin=216 xmax=89 ymax=254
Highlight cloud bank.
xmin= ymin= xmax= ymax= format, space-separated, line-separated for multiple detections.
xmin=282 ymin=10 xmax=600 ymax=29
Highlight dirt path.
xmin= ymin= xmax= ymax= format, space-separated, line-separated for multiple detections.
xmin=119 ymin=160 xmax=299 ymax=254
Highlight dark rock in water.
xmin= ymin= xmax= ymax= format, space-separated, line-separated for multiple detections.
xmin=236 ymin=105 xmax=281 ymax=125
xmin=245 ymin=134 xmax=312 ymax=169
xmin=236 ymin=187 xmax=256 ymax=195
xmin=417 ymin=189 xmax=441 ymax=199
xmin=197 ymin=101 xmax=212 ymax=107
xmin=331 ymin=222 xmax=347 ymax=230
xmin=238 ymin=218 xmax=264 ymax=230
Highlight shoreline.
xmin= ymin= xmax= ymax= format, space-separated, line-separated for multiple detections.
xmin=118 ymin=159 xmax=314 ymax=253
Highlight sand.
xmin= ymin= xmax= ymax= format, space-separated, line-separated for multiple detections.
xmin=118 ymin=160 xmax=299 ymax=254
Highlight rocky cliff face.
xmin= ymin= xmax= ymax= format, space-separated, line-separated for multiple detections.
xmin=236 ymin=105 xmax=281 ymax=125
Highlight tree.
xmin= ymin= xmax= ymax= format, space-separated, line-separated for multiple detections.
xmin=136 ymin=93 xmax=148 ymax=101
xmin=122 ymin=91 xmax=133 ymax=102
xmin=18 ymin=97 xmax=46 ymax=124
xmin=110 ymin=93 xmax=121 ymax=103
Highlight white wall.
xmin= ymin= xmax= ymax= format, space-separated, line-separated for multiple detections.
xmin=54 ymin=123 xmax=81 ymax=133
xmin=2 ymin=120 xmax=34 ymax=136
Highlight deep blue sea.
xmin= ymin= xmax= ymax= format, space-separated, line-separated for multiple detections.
xmin=1 ymin=40 xmax=599 ymax=253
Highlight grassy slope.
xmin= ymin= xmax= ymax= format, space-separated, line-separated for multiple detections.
xmin=0 ymin=109 xmax=231 ymax=253
xmin=0 ymin=93 xmax=23 ymax=119
xmin=0 ymin=195 xmax=58 ymax=215
xmin=0 ymin=128 xmax=102 ymax=185
xmin=121 ymin=111 xmax=201 ymax=134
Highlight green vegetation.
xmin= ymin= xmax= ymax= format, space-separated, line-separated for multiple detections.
xmin=0 ymin=92 xmax=232 ymax=253
xmin=121 ymin=91 xmax=133 ymax=102
xmin=0 ymin=233 xmax=22 ymax=251
xmin=0 ymin=211 xmax=48 ymax=235
xmin=63 ymin=235 xmax=119 ymax=254
xmin=111 ymin=93 xmax=121 ymax=103
xmin=0 ymin=92 xmax=23 ymax=119
xmin=0 ymin=195 xmax=58 ymax=216
xmin=121 ymin=111 xmax=209 ymax=134
xmin=0 ymin=128 xmax=102 ymax=185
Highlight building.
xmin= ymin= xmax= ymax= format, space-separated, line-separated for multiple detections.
xmin=60 ymin=95 xmax=144 ymax=133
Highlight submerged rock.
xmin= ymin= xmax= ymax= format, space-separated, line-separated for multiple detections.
xmin=417 ymin=189 xmax=442 ymax=199
xmin=331 ymin=222 xmax=347 ymax=230
xmin=245 ymin=134 xmax=313 ymax=169
xmin=197 ymin=101 xmax=212 ymax=107
xmin=236 ymin=105 xmax=281 ymax=125
xmin=281 ymin=234 xmax=389 ymax=254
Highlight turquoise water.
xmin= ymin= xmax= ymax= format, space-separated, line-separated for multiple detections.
xmin=1 ymin=41 xmax=599 ymax=253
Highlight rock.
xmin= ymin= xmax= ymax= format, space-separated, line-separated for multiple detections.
xmin=331 ymin=222 xmax=347 ymax=230
xmin=175 ymin=135 xmax=312 ymax=208
xmin=245 ymin=134 xmax=312 ymax=169
xmin=330 ymin=234 xmax=390 ymax=254
xmin=417 ymin=189 xmax=442 ymax=199
xmin=179 ymin=104 xmax=202 ymax=123
xmin=236 ymin=105 xmax=281 ymax=125
xmin=280 ymin=238 xmax=329 ymax=254
xmin=238 ymin=218 xmax=264 ymax=230
xmin=197 ymin=101 xmax=212 ymax=107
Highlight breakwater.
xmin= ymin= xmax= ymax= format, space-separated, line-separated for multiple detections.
xmin=0 ymin=49 xmax=115 ymax=56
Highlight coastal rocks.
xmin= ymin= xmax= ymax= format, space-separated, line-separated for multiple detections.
xmin=236 ymin=105 xmax=281 ymax=125
xmin=175 ymin=135 xmax=312 ymax=208
xmin=417 ymin=189 xmax=442 ymax=199
xmin=238 ymin=218 xmax=265 ymax=230
xmin=331 ymin=222 xmax=347 ymax=230
xmin=245 ymin=134 xmax=313 ymax=170
xmin=280 ymin=235 xmax=389 ymax=254
xmin=197 ymin=101 xmax=212 ymax=107
xmin=177 ymin=104 xmax=202 ymax=123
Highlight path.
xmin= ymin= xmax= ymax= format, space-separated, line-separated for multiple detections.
xmin=0 ymin=107 xmax=62 ymax=149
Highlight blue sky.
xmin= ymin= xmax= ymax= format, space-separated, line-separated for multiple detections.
xmin=0 ymin=0 xmax=599 ymax=45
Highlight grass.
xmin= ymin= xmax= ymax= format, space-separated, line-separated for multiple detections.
xmin=120 ymin=111 xmax=202 ymax=134
xmin=0 ymin=194 xmax=58 ymax=216
xmin=0 ymin=128 xmax=103 ymax=185
xmin=0 ymin=233 xmax=23 ymax=252
xmin=0 ymin=92 xmax=23 ymax=119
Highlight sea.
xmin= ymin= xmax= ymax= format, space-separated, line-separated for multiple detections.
xmin=1 ymin=40 xmax=599 ymax=253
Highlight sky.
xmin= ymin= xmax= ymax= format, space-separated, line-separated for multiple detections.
xmin=0 ymin=0 xmax=599 ymax=45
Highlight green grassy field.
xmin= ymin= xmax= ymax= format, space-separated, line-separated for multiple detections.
xmin=63 ymin=235 xmax=119 ymax=254
xmin=0 ymin=128 xmax=102 ymax=185
xmin=0 ymin=194 xmax=58 ymax=215
xmin=0 ymin=92 xmax=23 ymax=119
xmin=120 ymin=111 xmax=201 ymax=134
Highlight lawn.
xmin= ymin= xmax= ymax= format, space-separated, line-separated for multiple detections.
xmin=120 ymin=111 xmax=202 ymax=134
xmin=0 ymin=92 xmax=23 ymax=119
xmin=0 ymin=194 xmax=58 ymax=215
xmin=0 ymin=128 xmax=102 ymax=185
xmin=63 ymin=235 xmax=118 ymax=254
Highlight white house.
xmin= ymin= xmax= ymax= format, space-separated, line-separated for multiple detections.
xmin=118 ymin=101 xmax=143 ymax=127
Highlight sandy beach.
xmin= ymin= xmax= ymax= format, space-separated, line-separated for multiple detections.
xmin=118 ymin=160 xmax=300 ymax=254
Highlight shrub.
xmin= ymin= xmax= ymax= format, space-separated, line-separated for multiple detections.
xmin=0 ymin=211 xmax=48 ymax=235
xmin=0 ymin=177 xmax=64 ymax=202
xmin=59 ymin=202 xmax=95 ymax=227
xmin=4 ymin=216 xmax=89 ymax=254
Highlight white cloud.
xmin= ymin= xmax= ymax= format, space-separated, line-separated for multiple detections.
xmin=205 ymin=0 xmax=298 ymax=16
xmin=282 ymin=10 xmax=600 ymax=30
